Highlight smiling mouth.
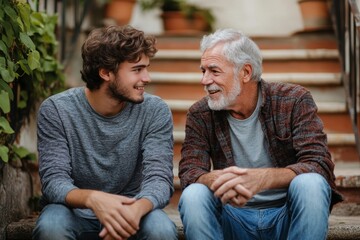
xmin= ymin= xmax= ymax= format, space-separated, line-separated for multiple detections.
xmin=208 ymin=89 xmax=220 ymax=94
xmin=135 ymin=86 xmax=145 ymax=90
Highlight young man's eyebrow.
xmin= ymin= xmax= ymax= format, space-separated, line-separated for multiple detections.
xmin=132 ymin=64 xmax=149 ymax=69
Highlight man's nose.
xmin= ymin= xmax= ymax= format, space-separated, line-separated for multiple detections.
xmin=142 ymin=70 xmax=151 ymax=83
xmin=201 ymin=72 xmax=212 ymax=85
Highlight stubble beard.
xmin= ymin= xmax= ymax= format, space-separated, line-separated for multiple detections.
xmin=107 ymin=79 xmax=144 ymax=104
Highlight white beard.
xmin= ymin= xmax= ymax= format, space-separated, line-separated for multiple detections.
xmin=206 ymin=77 xmax=241 ymax=110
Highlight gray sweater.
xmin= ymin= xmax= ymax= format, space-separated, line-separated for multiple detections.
xmin=37 ymin=87 xmax=174 ymax=218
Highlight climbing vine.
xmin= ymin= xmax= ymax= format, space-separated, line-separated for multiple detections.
xmin=0 ymin=0 xmax=65 ymax=163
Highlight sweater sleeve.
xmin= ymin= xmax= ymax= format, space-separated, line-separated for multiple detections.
xmin=37 ymin=99 xmax=77 ymax=205
xmin=135 ymin=98 xmax=174 ymax=209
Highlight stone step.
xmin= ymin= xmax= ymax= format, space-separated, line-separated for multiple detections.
xmin=147 ymin=84 xmax=345 ymax=103
xmin=155 ymin=32 xmax=339 ymax=50
xmin=6 ymin=203 xmax=360 ymax=240
xmin=167 ymin=99 xmax=353 ymax=135
xmin=154 ymin=49 xmax=339 ymax=60
xmin=146 ymin=72 xmax=345 ymax=103
xmin=150 ymin=49 xmax=340 ymax=73
xmin=150 ymin=58 xmax=341 ymax=73
xmin=172 ymin=131 xmax=355 ymax=147
xmin=166 ymin=99 xmax=347 ymax=112
xmin=150 ymin=72 xmax=341 ymax=85
xmin=172 ymin=130 xmax=358 ymax=163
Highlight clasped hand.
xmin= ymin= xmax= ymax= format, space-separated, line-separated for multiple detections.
xmin=88 ymin=191 xmax=141 ymax=240
xmin=210 ymin=167 xmax=268 ymax=207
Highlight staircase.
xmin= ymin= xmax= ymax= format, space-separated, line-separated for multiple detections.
xmin=5 ymin=31 xmax=360 ymax=239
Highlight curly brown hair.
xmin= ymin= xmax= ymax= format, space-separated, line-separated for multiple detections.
xmin=80 ymin=25 xmax=157 ymax=90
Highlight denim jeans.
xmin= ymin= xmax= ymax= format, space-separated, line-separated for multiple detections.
xmin=178 ymin=173 xmax=332 ymax=240
xmin=32 ymin=204 xmax=178 ymax=240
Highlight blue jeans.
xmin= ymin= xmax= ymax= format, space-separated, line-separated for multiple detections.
xmin=178 ymin=173 xmax=332 ymax=240
xmin=32 ymin=204 xmax=178 ymax=240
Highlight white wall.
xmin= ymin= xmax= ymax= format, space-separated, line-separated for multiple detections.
xmin=130 ymin=0 xmax=304 ymax=37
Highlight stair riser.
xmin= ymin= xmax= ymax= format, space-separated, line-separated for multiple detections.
xmin=149 ymin=59 xmax=340 ymax=73
xmin=147 ymin=85 xmax=344 ymax=102
xmin=330 ymin=146 xmax=360 ymax=163
xmin=173 ymin=142 xmax=359 ymax=164
xmin=146 ymin=86 xmax=345 ymax=102
xmin=155 ymin=35 xmax=338 ymax=51
xmin=172 ymin=111 xmax=353 ymax=134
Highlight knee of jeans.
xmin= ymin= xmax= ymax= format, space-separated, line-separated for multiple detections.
xmin=33 ymin=204 xmax=73 ymax=239
xmin=144 ymin=223 xmax=177 ymax=240
xmin=289 ymin=173 xmax=331 ymax=202
xmin=179 ymin=183 xmax=213 ymax=207
xmin=33 ymin=216 xmax=69 ymax=239
xmin=140 ymin=212 xmax=177 ymax=240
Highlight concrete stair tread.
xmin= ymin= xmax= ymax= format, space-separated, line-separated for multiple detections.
xmin=164 ymin=99 xmax=347 ymax=113
xmin=150 ymin=72 xmax=341 ymax=85
xmin=6 ymin=207 xmax=360 ymax=240
xmin=155 ymin=32 xmax=339 ymax=50
xmin=172 ymin=129 xmax=355 ymax=146
xmin=335 ymin=163 xmax=360 ymax=188
xmin=155 ymin=49 xmax=339 ymax=60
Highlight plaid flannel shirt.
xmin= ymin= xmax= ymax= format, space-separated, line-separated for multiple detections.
xmin=179 ymin=79 xmax=342 ymax=208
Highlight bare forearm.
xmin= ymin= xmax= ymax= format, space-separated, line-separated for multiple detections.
xmin=65 ymin=188 xmax=96 ymax=209
xmin=196 ymin=170 xmax=223 ymax=188
xmin=132 ymin=198 xmax=153 ymax=218
xmin=258 ymin=168 xmax=297 ymax=190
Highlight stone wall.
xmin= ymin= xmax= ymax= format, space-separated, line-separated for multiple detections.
xmin=0 ymin=162 xmax=32 ymax=239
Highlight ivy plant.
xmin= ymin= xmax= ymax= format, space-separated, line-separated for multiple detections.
xmin=0 ymin=0 xmax=65 ymax=163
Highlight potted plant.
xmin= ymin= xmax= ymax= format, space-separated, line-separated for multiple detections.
xmin=101 ymin=0 xmax=137 ymax=26
xmin=139 ymin=0 xmax=215 ymax=33
xmin=297 ymin=0 xmax=332 ymax=31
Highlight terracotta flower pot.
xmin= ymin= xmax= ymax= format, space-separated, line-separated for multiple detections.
xmin=161 ymin=11 xmax=209 ymax=34
xmin=105 ymin=0 xmax=136 ymax=26
xmin=298 ymin=0 xmax=332 ymax=31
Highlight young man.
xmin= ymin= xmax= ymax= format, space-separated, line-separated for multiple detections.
xmin=178 ymin=28 xmax=343 ymax=240
xmin=33 ymin=25 xmax=177 ymax=240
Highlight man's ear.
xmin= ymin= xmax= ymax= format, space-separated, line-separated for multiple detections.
xmin=242 ymin=64 xmax=253 ymax=83
xmin=99 ymin=68 xmax=112 ymax=82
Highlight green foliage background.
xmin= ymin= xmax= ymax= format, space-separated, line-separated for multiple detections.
xmin=0 ymin=0 xmax=65 ymax=163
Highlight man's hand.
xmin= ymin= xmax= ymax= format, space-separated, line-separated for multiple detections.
xmin=210 ymin=167 xmax=296 ymax=207
xmin=196 ymin=169 xmax=224 ymax=188
xmin=96 ymin=197 xmax=153 ymax=240
xmin=210 ymin=167 xmax=264 ymax=206
xmin=66 ymin=189 xmax=153 ymax=240
xmin=86 ymin=191 xmax=139 ymax=239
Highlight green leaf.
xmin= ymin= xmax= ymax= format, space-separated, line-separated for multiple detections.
xmin=18 ymin=59 xmax=31 ymax=75
xmin=0 ymin=57 xmax=5 ymax=67
xmin=2 ymin=21 xmax=15 ymax=47
xmin=0 ymin=79 xmax=14 ymax=100
xmin=0 ymin=116 xmax=14 ymax=134
xmin=28 ymin=50 xmax=40 ymax=70
xmin=30 ymin=12 xmax=44 ymax=30
xmin=0 ymin=145 xmax=9 ymax=163
xmin=12 ymin=145 xmax=30 ymax=158
xmin=0 ymin=40 xmax=9 ymax=57
xmin=6 ymin=59 xmax=16 ymax=80
xmin=20 ymin=32 xmax=36 ymax=50
xmin=0 ymin=66 xmax=13 ymax=83
xmin=4 ymin=5 xmax=17 ymax=21
xmin=0 ymin=90 xmax=10 ymax=113
xmin=18 ymin=2 xmax=31 ymax=31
